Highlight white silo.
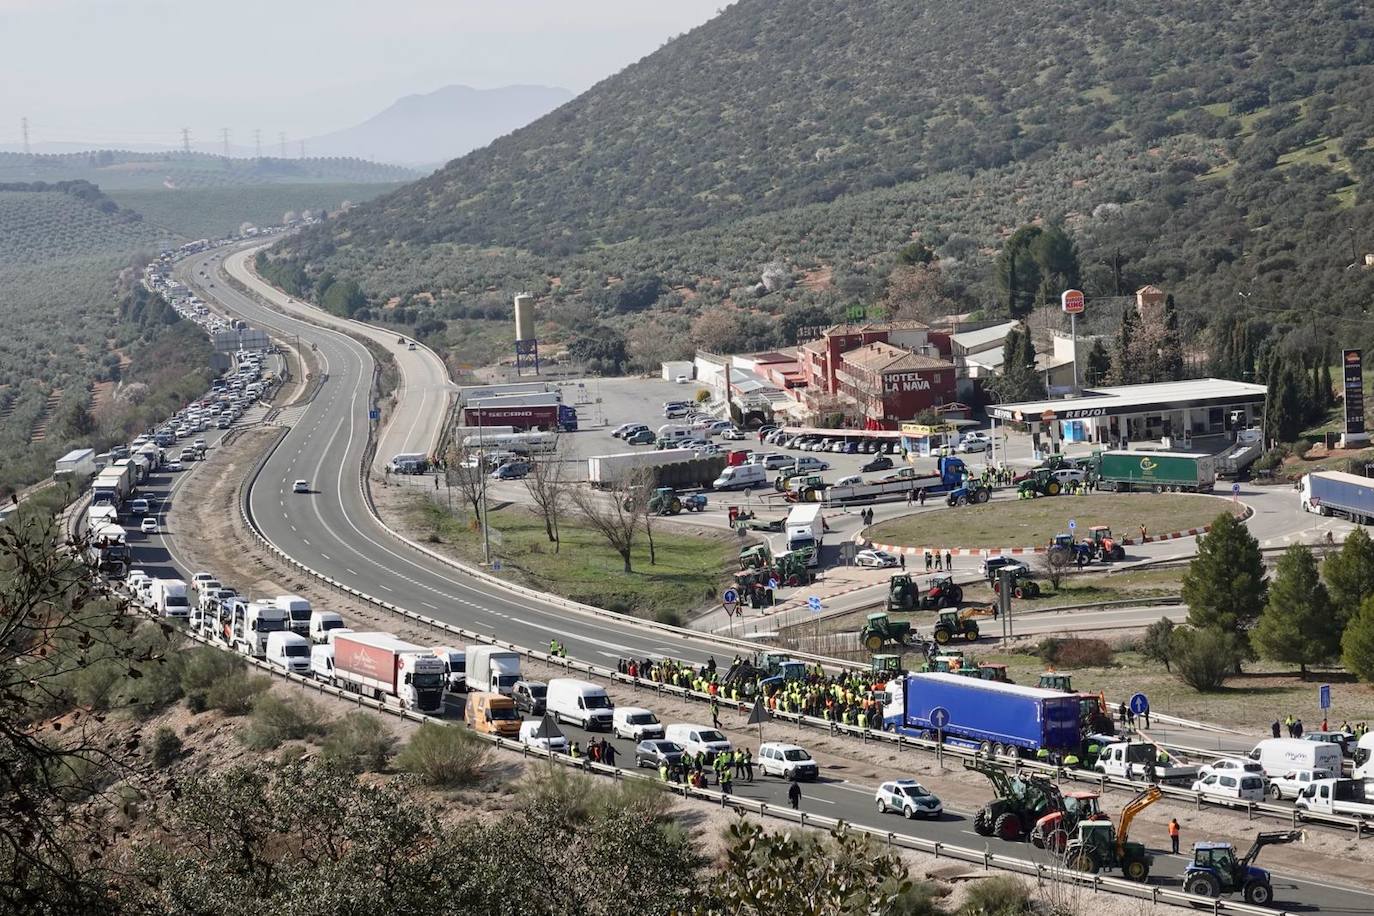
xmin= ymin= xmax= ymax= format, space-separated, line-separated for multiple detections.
xmin=514 ymin=294 xmax=535 ymax=343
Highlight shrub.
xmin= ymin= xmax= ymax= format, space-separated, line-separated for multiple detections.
xmin=1170 ymin=627 xmax=1245 ymax=691
xmin=1036 ymin=637 xmax=1112 ymax=668
xmin=205 ymin=673 xmax=271 ymax=716
xmin=960 ymin=875 xmax=1034 ymax=915
xmin=1142 ymin=617 xmax=1176 ymax=671
xmin=395 ymin=723 xmax=489 ymax=787
xmin=179 ymin=647 xmax=246 ymax=711
xmin=150 ymin=727 xmax=183 ymax=767
xmin=320 ymin=712 xmax=396 ymax=773
xmin=240 ymin=693 xmax=327 ymax=750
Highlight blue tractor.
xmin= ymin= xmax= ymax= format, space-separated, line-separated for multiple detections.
xmin=945 ymin=483 xmax=991 ymax=506
xmin=1182 ymin=830 xmax=1301 ymax=906
xmin=1048 ymin=533 xmax=1092 ymax=565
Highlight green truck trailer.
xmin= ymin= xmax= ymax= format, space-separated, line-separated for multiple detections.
xmin=1091 ymin=451 xmax=1215 ymax=493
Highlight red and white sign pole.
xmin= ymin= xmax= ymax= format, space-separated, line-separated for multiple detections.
xmin=1061 ymin=290 xmax=1086 ymax=394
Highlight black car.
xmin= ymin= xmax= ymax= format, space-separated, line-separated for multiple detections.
xmin=861 ymin=455 xmax=894 ymax=472
xmin=512 ymin=680 xmax=547 ymax=716
xmin=635 ymin=740 xmax=685 ymax=770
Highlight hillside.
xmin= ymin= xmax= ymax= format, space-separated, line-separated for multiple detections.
xmin=0 ymin=182 xmax=170 ymax=267
xmin=270 ymin=0 xmax=1374 ymax=370
xmin=302 ymin=84 xmax=574 ymax=166
xmin=0 ymin=150 xmax=419 ymax=191
xmin=108 ymin=183 xmax=406 ymax=240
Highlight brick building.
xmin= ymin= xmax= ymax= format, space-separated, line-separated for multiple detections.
xmin=798 ymin=321 xmax=951 ymax=397
xmin=833 ymin=342 xmax=957 ymax=426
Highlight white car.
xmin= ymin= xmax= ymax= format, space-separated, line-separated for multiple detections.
xmin=518 ymin=720 xmax=568 ymax=753
xmin=1198 ymin=757 xmax=1267 ymax=782
xmin=875 ymin=779 xmax=943 ymax=819
xmin=1267 ymin=768 xmax=1333 ymax=801
xmin=165 ymin=460 xmax=183 ymax=472
xmin=1052 ymin=468 xmax=1087 ymax=486
xmin=957 ymin=437 xmax=990 ymax=453
xmin=293 ymin=479 xmax=310 ymax=493
xmin=190 ymin=571 xmax=217 ymax=589
xmin=675 ymin=375 xmax=690 ymax=384
xmin=140 ymin=518 xmax=159 ymax=534
xmin=833 ymin=474 xmax=864 ymax=487
xmin=855 ymin=549 xmax=900 ymax=568
xmin=757 ymin=742 xmax=819 ymax=780
xmin=720 ymin=427 xmax=747 ymax=440
xmin=1192 ymin=772 xmax=1266 ymax=803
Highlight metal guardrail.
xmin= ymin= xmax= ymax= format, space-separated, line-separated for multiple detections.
xmin=137 ymin=589 xmax=1303 ymax=916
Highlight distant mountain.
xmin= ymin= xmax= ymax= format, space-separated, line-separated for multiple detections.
xmin=300 ymin=84 xmax=574 ymax=166
xmin=0 ymin=150 xmax=419 ymax=191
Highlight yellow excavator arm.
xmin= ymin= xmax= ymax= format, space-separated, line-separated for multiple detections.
xmin=1116 ymin=785 xmax=1162 ymax=858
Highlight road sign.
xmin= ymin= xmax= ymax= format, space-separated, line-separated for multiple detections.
xmin=368 ymin=408 xmax=380 ymax=421
xmin=807 ymin=595 xmax=822 ymax=612
xmin=492 ymin=560 xmax=502 ymax=571
xmin=929 ymin=706 xmax=950 ymax=729
xmin=1320 ymin=684 xmax=1331 ymax=710
xmin=1061 ymin=289 xmax=1086 ymax=315
xmin=840 ymin=541 xmax=858 ymax=563
xmin=1068 ymin=519 xmax=1076 ymax=531
xmin=1129 ymin=692 xmax=1150 ymax=716
xmin=768 ymin=578 xmax=779 ymax=591
xmin=723 ymin=601 xmax=738 ymax=618
xmin=532 ymin=713 xmax=564 ymax=742
xmin=723 ymin=588 xmax=739 ymax=604
xmin=747 ymin=698 xmax=770 ymax=725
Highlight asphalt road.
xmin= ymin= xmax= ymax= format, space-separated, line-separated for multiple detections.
xmin=482 ymin=695 xmax=1374 ymax=915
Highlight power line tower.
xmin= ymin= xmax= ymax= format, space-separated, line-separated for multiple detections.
xmin=180 ymin=127 xmax=192 ymax=154
xmin=278 ymin=132 xmax=286 ymax=158
xmin=20 ymin=117 xmax=31 ymax=156
xmin=220 ymin=128 xmax=230 ymax=157
xmin=253 ymin=128 xmax=261 ymax=159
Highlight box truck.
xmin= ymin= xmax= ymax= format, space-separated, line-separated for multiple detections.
xmin=1300 ymin=471 xmax=1374 ymax=524
xmin=333 ymin=632 xmax=446 ymax=714
xmin=883 ymin=672 xmax=1082 ymax=756
xmin=465 ymin=645 xmax=522 ymax=695
xmin=54 ymin=448 xmax=96 ymax=483
xmin=1092 ymin=451 xmax=1215 ymax=493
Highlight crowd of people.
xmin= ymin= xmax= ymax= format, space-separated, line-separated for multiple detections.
xmin=1272 ymin=715 xmax=1369 ymax=740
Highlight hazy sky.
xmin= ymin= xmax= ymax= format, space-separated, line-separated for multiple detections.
xmin=1 ymin=0 xmax=726 ymax=149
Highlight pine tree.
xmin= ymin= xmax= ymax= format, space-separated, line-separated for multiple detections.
xmin=1181 ymin=512 xmax=1267 ymax=660
xmin=1085 ymin=339 xmax=1111 ymax=386
xmin=1109 ymin=304 xmax=1138 ymax=384
xmin=1320 ymin=359 xmax=1335 ymax=412
xmin=1157 ymin=294 xmax=1184 ymax=381
xmin=1276 ymin=364 xmax=1303 ymax=442
xmin=1252 ymin=545 xmax=1338 ymax=678
xmin=1262 ymin=355 xmax=1282 ymax=447
xmin=1341 ymin=595 xmax=1374 ymax=684
xmin=1324 ymin=527 xmax=1374 ymax=628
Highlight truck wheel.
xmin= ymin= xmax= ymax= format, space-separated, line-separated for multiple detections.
xmin=1268 ymin=784 xmax=1283 ymax=800
xmin=993 ymin=813 xmax=1022 ymax=841
xmin=1243 ymin=881 xmax=1273 ymax=906
xmin=1184 ymin=873 xmax=1219 ymax=897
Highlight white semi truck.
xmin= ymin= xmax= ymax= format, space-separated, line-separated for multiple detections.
xmin=465 ymin=645 xmax=522 ymax=695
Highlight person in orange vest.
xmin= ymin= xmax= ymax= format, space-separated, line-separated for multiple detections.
xmin=1168 ymin=817 xmax=1180 ymax=854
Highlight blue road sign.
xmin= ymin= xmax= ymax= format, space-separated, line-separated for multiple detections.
xmin=1232 ymin=483 xmax=1241 ymax=496
xmin=492 ymin=560 xmax=502 ymax=571
xmin=1068 ymin=519 xmax=1077 ymax=531
xmin=1320 ymin=684 xmax=1331 ymax=710
xmin=1129 ymin=692 xmax=1150 ymax=716
xmin=723 ymin=588 xmax=739 ymax=605
xmin=768 ymin=578 xmax=779 ymax=591
xmin=807 ymin=595 xmax=822 ymax=612
xmin=929 ymin=706 xmax=950 ymax=729
xmin=368 ymin=408 xmax=380 ymax=421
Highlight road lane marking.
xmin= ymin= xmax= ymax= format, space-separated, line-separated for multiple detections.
xmin=422 ymin=601 xmax=439 ymax=610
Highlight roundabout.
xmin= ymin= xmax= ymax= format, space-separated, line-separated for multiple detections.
xmin=863 ymin=491 xmax=1247 ymax=555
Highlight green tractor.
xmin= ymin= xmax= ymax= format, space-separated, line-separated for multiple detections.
xmin=870 ymin=654 xmax=904 ymax=678
xmin=627 ymin=487 xmax=683 ymax=515
xmin=932 ymin=608 xmax=982 ymax=645
xmin=1017 ymin=468 xmax=1062 ymax=499
xmin=738 ymin=544 xmax=772 ymax=571
xmin=886 ymin=573 xmax=919 ymax=612
xmin=991 ymin=564 xmax=1041 ymax=599
xmin=967 ymin=759 xmax=1054 ymax=841
xmin=773 ymin=550 xmax=815 ymax=587
xmin=860 ymin=612 xmax=926 ymax=653
xmin=1063 ymin=786 xmax=1161 ymax=882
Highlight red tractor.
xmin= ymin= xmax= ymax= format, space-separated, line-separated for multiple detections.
xmin=1085 ymin=526 xmax=1127 ymax=562
xmin=918 ymin=575 xmax=964 ymax=610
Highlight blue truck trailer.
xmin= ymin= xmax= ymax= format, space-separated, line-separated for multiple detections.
xmin=883 ymin=672 xmax=1082 ymax=756
xmin=1300 ymin=471 xmax=1374 ymax=525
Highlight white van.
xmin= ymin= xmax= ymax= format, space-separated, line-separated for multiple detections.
xmin=309 ymin=610 xmax=345 ymax=644
xmin=310 ymin=645 xmax=335 ymax=681
xmin=275 ymin=595 xmax=312 ymax=636
xmin=1192 ymin=772 xmax=1267 ymax=803
xmin=664 ymin=723 xmax=733 ymax=762
xmin=150 ymin=579 xmax=191 ymax=619
xmin=613 ymin=707 xmax=665 ymax=741
xmin=1355 ymin=733 xmax=1374 ymax=779
xmin=433 ymin=646 xmax=466 ymax=692
xmin=265 ymin=631 xmax=311 ymax=675
xmin=1249 ymin=738 xmax=1342 ymax=778
xmin=712 ymin=464 xmax=767 ymax=491
xmin=545 ymin=678 xmax=614 ymax=730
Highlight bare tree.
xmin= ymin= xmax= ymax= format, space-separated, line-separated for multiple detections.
xmin=522 ymin=442 xmax=568 ymax=552
xmin=628 ymin=467 xmax=658 ymax=566
xmin=1041 ymin=549 xmax=1074 ymax=592
xmin=443 ymin=444 xmax=486 ymax=525
xmin=570 ymin=475 xmax=642 ymax=574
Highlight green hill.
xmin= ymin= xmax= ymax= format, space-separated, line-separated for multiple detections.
xmin=107 ymin=183 xmax=407 ymax=240
xmin=0 ymin=182 xmax=172 ymax=267
xmin=269 ymin=0 xmax=1374 ymax=369
xmin=0 ymin=150 xmax=419 ymax=191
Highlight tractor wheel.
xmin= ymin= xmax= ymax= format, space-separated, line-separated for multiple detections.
xmin=1111 ymin=545 xmax=1125 ymax=561
xmin=1184 ymin=873 xmax=1220 ymax=898
xmin=1046 ymin=481 xmax=1061 ymax=496
xmin=1013 ymin=586 xmax=1025 ymax=599
xmin=1045 ymin=828 xmax=1068 ymax=855
xmin=864 ymin=633 xmax=884 ymax=652
xmin=669 ymin=498 xmax=682 ymax=514
xmin=949 ymin=585 xmax=964 ymax=604
xmin=957 ymin=495 xmax=969 ymax=506
xmin=1243 ymin=881 xmax=1273 ymax=906
xmin=1029 ymin=826 xmax=1046 ymax=849
xmin=964 ymin=624 xmax=979 ymax=641
xmin=992 ymin=579 xmax=1002 ymax=594
xmin=1123 ymin=858 xmax=1150 ymax=882
xmin=977 ymin=488 xmax=991 ymax=503
xmin=947 ymin=496 xmax=958 ymax=507
xmin=972 ymin=808 xmax=993 ymax=836
xmin=1028 ymin=583 xmax=1041 ymax=598
xmin=994 ymin=813 xmax=1023 ymax=841
xmin=786 ymin=574 xmax=801 ymax=587
xmin=934 ymin=628 xmax=952 ymax=645
xmin=1065 ymin=847 xmax=1097 ymax=874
